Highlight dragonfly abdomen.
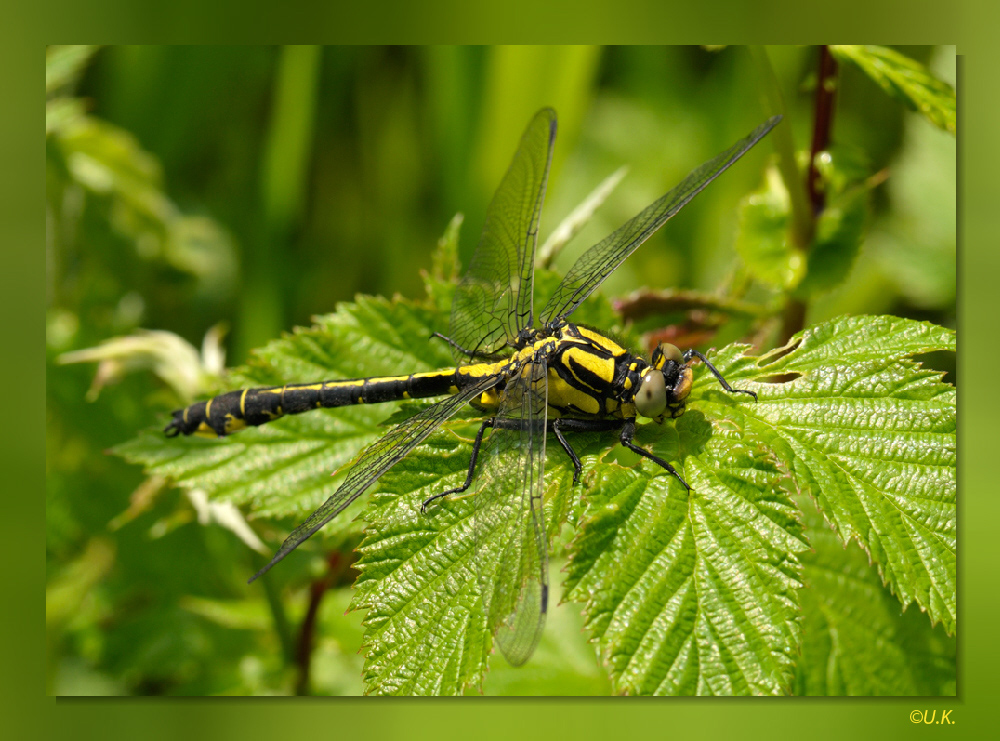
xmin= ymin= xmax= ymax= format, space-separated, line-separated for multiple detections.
xmin=164 ymin=369 xmax=466 ymax=438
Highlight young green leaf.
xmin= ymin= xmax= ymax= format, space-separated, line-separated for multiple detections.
xmin=736 ymin=156 xmax=874 ymax=298
xmin=831 ymin=46 xmax=956 ymax=135
xmin=795 ymin=185 xmax=870 ymax=295
xmin=735 ymin=169 xmax=802 ymax=291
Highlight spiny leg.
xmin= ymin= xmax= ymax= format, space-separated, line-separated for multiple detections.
xmin=684 ymin=349 xmax=757 ymax=401
xmin=551 ymin=417 xmax=624 ymax=485
xmin=420 ymin=418 xmax=495 ymax=512
xmin=551 ymin=419 xmax=582 ymax=484
xmin=619 ymin=418 xmax=691 ymax=491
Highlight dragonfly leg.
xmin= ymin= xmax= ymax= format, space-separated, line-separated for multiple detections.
xmin=420 ymin=418 xmax=495 ymax=512
xmin=551 ymin=419 xmax=583 ymax=484
xmin=683 ymin=349 xmax=757 ymax=401
xmin=551 ymin=418 xmax=623 ymax=485
xmin=619 ymin=418 xmax=691 ymax=491
xmin=431 ymin=332 xmax=503 ymax=362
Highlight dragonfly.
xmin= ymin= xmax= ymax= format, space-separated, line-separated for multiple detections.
xmin=165 ymin=108 xmax=779 ymax=667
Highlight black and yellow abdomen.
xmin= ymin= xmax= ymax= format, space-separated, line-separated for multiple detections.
xmin=164 ymin=367 xmax=494 ymax=438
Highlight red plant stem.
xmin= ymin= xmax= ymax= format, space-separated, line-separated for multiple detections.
xmin=808 ymin=46 xmax=839 ymax=217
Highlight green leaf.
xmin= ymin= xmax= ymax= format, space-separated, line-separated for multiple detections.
xmin=48 ymin=115 xmax=236 ymax=284
xmin=736 ymin=155 xmax=873 ymax=297
xmin=795 ymin=493 xmax=956 ymax=695
xmin=735 ymin=168 xmax=802 ymax=290
xmin=564 ymin=379 xmax=808 ymax=695
xmin=795 ymin=184 xmax=870 ymax=295
xmin=46 ymin=45 xmax=99 ymax=96
xmin=831 ymin=45 xmax=956 ymax=135
xmin=740 ymin=315 xmax=956 ymax=633
xmin=350 ymin=433 xmax=490 ymax=695
xmin=561 ymin=315 xmax=953 ymax=695
xmin=350 ymin=416 xmax=592 ymax=695
xmin=46 ymin=97 xmax=86 ymax=137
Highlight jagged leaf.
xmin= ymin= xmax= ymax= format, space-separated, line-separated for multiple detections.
xmin=350 ymin=432 xmax=488 ymax=695
xmin=350 ymin=414 xmax=590 ymax=695
xmin=795 ymin=493 xmax=956 ymax=695
xmin=735 ymin=315 xmax=956 ymax=632
xmin=831 ymin=45 xmax=956 ymax=135
xmin=564 ymin=370 xmax=808 ymax=695
xmin=563 ymin=314 xmax=953 ymax=695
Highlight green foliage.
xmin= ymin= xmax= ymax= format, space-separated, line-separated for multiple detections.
xmin=569 ymin=316 xmax=953 ymax=695
xmin=47 ymin=52 xmax=235 ymax=289
xmin=831 ymin=46 xmax=957 ymax=135
xmin=735 ymin=169 xmax=803 ymax=291
xmin=736 ymin=154 xmax=874 ymax=298
xmin=795 ymin=493 xmax=955 ymax=696
xmin=565 ymin=438 xmax=804 ymax=695
xmin=46 ymin=46 xmax=99 ymax=95
xmin=750 ymin=316 xmax=956 ymax=632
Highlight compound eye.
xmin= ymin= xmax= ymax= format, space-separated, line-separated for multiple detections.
xmin=660 ymin=343 xmax=683 ymax=364
xmin=635 ymin=369 xmax=667 ymax=418
xmin=652 ymin=342 xmax=684 ymax=369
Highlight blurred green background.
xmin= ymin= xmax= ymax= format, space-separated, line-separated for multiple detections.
xmin=46 ymin=45 xmax=955 ymax=696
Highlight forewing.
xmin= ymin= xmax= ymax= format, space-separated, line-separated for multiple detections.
xmin=449 ymin=109 xmax=557 ymax=360
xmin=248 ymin=375 xmax=499 ymax=582
xmin=473 ymin=355 xmax=549 ymax=666
xmin=540 ymin=115 xmax=780 ymax=323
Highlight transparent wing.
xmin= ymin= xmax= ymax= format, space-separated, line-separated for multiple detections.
xmin=540 ymin=115 xmax=781 ymax=324
xmin=449 ymin=109 xmax=557 ymax=361
xmin=473 ymin=354 xmax=549 ymax=666
xmin=248 ymin=374 xmax=499 ymax=583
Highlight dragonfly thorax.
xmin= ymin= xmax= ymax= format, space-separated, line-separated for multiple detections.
xmin=496 ymin=323 xmax=694 ymax=423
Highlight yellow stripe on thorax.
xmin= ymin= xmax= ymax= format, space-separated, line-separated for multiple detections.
xmin=552 ymin=346 xmax=611 ymax=415
xmin=574 ymin=326 xmax=627 ymax=356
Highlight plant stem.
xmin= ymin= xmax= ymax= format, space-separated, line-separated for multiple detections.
xmin=751 ymin=45 xmax=841 ymax=345
xmin=807 ymin=46 xmax=838 ymax=216
xmin=293 ymin=553 xmax=335 ymax=696
xmin=778 ymin=46 xmax=840 ymax=345
xmin=293 ymin=550 xmax=358 ymax=695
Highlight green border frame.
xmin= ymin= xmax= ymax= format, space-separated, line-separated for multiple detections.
xmin=20 ymin=6 xmax=985 ymax=739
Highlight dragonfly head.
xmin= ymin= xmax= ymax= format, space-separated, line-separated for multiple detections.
xmin=635 ymin=343 xmax=692 ymax=420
